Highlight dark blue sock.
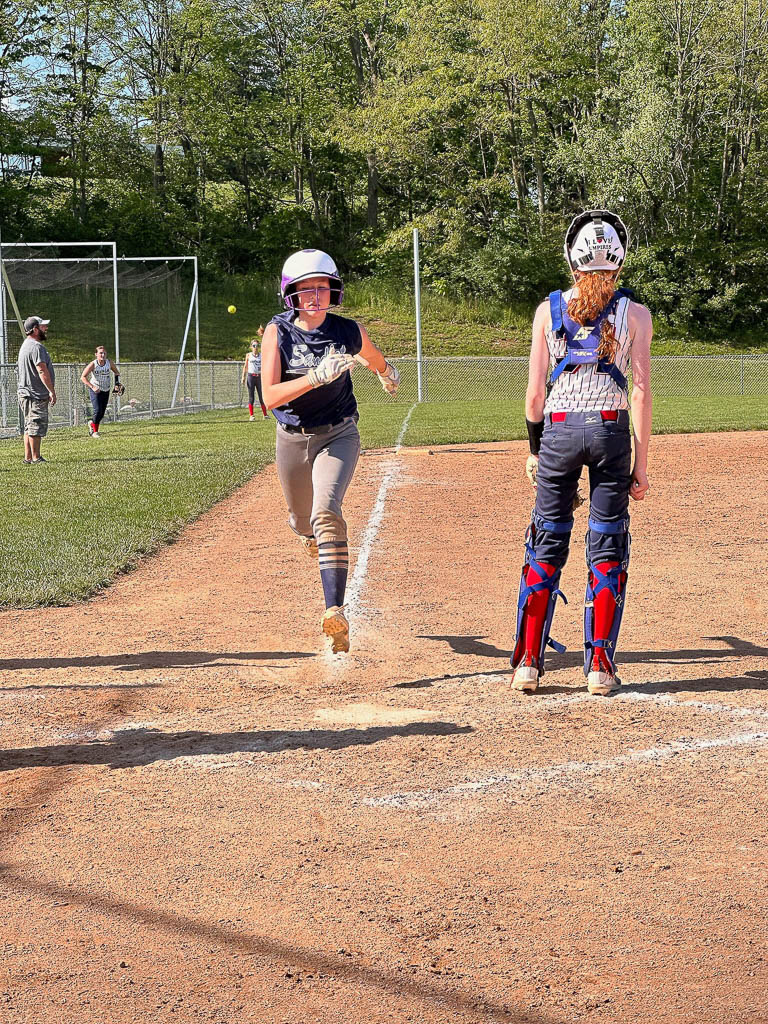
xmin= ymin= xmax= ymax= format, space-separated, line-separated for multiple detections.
xmin=318 ymin=541 xmax=349 ymax=608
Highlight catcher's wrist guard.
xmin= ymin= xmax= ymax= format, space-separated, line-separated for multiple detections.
xmin=526 ymin=418 xmax=544 ymax=455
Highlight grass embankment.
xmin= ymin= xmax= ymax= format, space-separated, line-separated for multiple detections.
xmin=1 ymin=397 xmax=764 ymax=608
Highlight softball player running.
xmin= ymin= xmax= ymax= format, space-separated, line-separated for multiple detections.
xmin=80 ymin=345 xmax=123 ymax=438
xmin=261 ymin=249 xmax=400 ymax=653
xmin=242 ymin=332 xmax=268 ymax=420
xmin=511 ymin=210 xmax=653 ymax=696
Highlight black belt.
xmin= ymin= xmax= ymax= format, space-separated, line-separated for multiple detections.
xmin=279 ymin=417 xmax=347 ymax=435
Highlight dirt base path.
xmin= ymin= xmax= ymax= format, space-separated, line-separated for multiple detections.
xmin=1 ymin=433 xmax=767 ymax=1023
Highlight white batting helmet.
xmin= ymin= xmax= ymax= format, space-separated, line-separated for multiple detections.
xmin=280 ymin=249 xmax=343 ymax=309
xmin=564 ymin=210 xmax=629 ymax=273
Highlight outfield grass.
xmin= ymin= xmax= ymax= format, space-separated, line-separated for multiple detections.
xmin=0 ymin=396 xmax=762 ymax=608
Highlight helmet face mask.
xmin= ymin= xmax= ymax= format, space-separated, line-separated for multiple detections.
xmin=280 ymin=249 xmax=343 ymax=309
xmin=565 ymin=210 xmax=629 ymax=274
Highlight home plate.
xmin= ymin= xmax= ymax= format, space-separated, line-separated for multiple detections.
xmin=313 ymin=703 xmax=440 ymax=726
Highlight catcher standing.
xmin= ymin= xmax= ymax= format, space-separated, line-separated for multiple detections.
xmin=261 ymin=249 xmax=400 ymax=654
xmin=511 ymin=210 xmax=653 ymax=696
xmin=80 ymin=345 xmax=124 ymax=438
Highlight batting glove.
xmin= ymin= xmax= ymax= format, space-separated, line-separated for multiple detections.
xmin=377 ymin=361 xmax=400 ymax=395
xmin=307 ymin=347 xmax=356 ymax=388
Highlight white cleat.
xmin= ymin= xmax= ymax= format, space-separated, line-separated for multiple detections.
xmin=511 ymin=663 xmax=540 ymax=694
xmin=249 ymin=414 xmax=255 ymax=421
xmin=587 ymin=669 xmax=621 ymax=696
xmin=322 ymin=606 xmax=349 ymax=654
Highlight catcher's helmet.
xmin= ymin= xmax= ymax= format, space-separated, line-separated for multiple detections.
xmin=564 ymin=210 xmax=629 ymax=273
xmin=280 ymin=249 xmax=343 ymax=309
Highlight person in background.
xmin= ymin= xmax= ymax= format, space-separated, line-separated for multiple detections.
xmin=242 ymin=329 xmax=268 ymax=420
xmin=17 ymin=315 xmax=56 ymax=465
xmin=80 ymin=344 xmax=122 ymax=438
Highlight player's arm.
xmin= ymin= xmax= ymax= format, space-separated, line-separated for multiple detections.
xmin=523 ymin=300 xmax=550 ymax=482
xmin=260 ymin=324 xmax=354 ymax=410
xmin=80 ymin=360 xmax=95 ymax=390
xmin=109 ymin=359 xmax=121 ymax=377
xmin=628 ymin=301 xmax=653 ymax=501
xmin=241 ymin=353 xmax=249 ymax=383
xmin=355 ymin=323 xmax=399 ymax=394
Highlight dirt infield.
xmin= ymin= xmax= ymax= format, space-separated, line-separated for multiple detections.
xmin=1 ymin=431 xmax=767 ymax=1023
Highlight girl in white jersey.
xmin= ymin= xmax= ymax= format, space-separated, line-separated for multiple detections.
xmin=510 ymin=210 xmax=653 ymax=697
xmin=80 ymin=345 xmax=121 ymax=438
xmin=241 ymin=332 xmax=268 ymax=420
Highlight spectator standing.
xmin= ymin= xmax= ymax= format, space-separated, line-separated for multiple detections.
xmin=17 ymin=315 xmax=56 ymax=464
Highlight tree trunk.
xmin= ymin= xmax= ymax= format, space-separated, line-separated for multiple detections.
xmin=367 ymin=151 xmax=378 ymax=229
xmin=525 ymin=96 xmax=545 ymax=228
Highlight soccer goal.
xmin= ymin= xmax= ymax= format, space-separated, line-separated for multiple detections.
xmin=0 ymin=239 xmax=200 ymax=413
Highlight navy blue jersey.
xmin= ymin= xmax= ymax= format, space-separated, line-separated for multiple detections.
xmin=269 ymin=310 xmax=363 ymax=428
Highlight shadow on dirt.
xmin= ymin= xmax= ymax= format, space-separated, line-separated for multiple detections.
xmin=0 ymin=721 xmax=474 ymax=772
xmin=0 ymin=650 xmax=314 ymax=671
xmin=0 ymin=867 xmax=550 ymax=1024
xmin=0 ymin=682 xmax=163 ymax=692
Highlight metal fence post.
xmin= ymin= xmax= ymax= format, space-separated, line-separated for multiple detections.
xmin=149 ymin=362 xmax=154 ymax=418
xmin=210 ymin=362 xmax=215 ymax=409
xmin=741 ymin=354 xmax=745 ymax=396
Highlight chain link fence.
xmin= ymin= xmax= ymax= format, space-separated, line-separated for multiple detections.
xmin=2 ymin=354 xmax=767 ymax=437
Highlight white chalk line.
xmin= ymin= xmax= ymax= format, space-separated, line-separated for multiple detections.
xmin=363 ymin=729 xmax=768 ymax=809
xmin=345 ymin=402 xmax=417 ymax=615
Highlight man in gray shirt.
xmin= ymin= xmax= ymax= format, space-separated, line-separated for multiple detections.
xmin=17 ymin=315 xmax=57 ymax=464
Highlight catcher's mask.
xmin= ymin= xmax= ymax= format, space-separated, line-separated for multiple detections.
xmin=565 ymin=210 xmax=629 ymax=274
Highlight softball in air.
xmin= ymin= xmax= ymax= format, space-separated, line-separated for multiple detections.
xmin=227 ymin=304 xmax=237 ymax=314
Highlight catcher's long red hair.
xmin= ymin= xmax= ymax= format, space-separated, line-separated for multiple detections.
xmin=567 ymin=270 xmax=619 ymax=363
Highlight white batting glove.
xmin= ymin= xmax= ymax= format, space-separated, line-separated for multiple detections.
xmin=525 ymin=454 xmax=539 ymax=488
xmin=306 ymin=346 xmax=356 ymax=388
xmin=377 ymin=360 xmax=400 ymax=395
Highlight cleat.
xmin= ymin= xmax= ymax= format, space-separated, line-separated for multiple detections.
xmin=299 ymin=535 xmax=318 ymax=559
xmin=587 ymin=668 xmax=621 ymax=696
xmin=511 ymin=657 xmax=540 ymax=693
xmin=92 ymin=431 xmax=101 ymax=439
xmin=88 ymin=421 xmax=95 ymax=436
xmin=249 ymin=414 xmax=255 ymax=421
xmin=322 ymin=606 xmax=349 ymax=653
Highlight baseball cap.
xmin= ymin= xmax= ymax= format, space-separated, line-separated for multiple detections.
xmin=24 ymin=315 xmax=51 ymax=333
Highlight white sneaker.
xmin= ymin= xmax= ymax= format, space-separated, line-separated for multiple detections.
xmin=322 ymin=606 xmax=349 ymax=654
xmin=249 ymin=414 xmax=255 ymax=421
xmin=511 ymin=662 xmax=540 ymax=693
xmin=92 ymin=431 xmax=101 ymax=439
xmin=587 ymin=668 xmax=621 ymax=696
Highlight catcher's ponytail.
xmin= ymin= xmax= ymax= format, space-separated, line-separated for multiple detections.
xmin=567 ymin=270 xmax=619 ymax=363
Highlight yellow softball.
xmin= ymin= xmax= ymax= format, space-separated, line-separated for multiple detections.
xmin=227 ymin=304 xmax=237 ymax=314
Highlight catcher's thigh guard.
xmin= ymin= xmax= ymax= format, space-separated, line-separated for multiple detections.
xmin=511 ymin=518 xmax=569 ymax=675
xmin=583 ymin=516 xmax=631 ymax=675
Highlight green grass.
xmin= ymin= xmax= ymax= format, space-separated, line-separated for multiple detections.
xmin=0 ymin=394 xmax=763 ymax=608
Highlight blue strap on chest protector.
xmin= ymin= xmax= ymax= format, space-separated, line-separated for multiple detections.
xmin=549 ymin=289 xmax=630 ymax=391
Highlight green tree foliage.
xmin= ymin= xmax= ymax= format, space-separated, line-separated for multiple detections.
xmin=2 ymin=0 xmax=768 ymax=337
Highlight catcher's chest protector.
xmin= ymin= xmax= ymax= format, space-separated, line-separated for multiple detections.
xmin=549 ymin=289 xmax=631 ymax=391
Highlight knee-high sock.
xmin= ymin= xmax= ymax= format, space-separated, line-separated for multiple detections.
xmin=248 ymin=403 xmax=254 ymax=416
xmin=523 ymin=561 xmax=556 ymax=665
xmin=318 ymin=541 xmax=349 ymax=608
xmin=591 ymin=560 xmax=623 ymax=672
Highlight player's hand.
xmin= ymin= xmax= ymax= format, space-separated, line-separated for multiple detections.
xmin=307 ymin=346 xmax=355 ymax=388
xmin=525 ymin=454 xmax=538 ymax=488
xmin=630 ymin=466 xmax=650 ymax=501
xmin=377 ymin=361 xmax=400 ymax=396
xmin=48 ymin=389 xmax=57 ymax=407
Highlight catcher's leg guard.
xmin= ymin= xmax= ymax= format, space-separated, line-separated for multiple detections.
xmin=583 ymin=517 xmax=630 ymax=677
xmin=511 ymin=521 xmax=569 ymax=676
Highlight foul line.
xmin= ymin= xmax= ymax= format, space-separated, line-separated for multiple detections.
xmin=363 ymin=729 xmax=768 ymax=809
xmin=346 ymin=403 xmax=417 ymax=614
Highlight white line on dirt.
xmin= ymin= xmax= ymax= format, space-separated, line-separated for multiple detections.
xmin=363 ymin=730 xmax=768 ymax=809
xmin=345 ymin=403 xmax=417 ymax=614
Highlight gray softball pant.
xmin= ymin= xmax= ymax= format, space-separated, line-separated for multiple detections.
xmin=275 ymin=416 xmax=362 ymax=544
